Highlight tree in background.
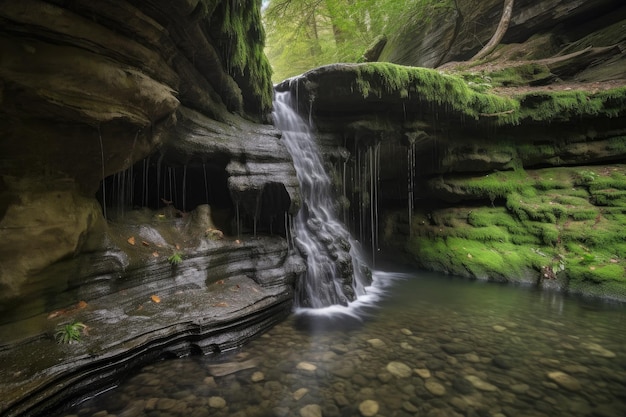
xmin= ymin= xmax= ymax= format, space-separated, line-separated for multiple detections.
xmin=263 ymin=0 xmax=410 ymax=82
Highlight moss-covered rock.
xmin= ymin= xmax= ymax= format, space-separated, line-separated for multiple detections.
xmin=399 ymin=165 xmax=626 ymax=301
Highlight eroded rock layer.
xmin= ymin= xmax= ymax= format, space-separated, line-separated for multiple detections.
xmin=0 ymin=1 xmax=302 ymax=415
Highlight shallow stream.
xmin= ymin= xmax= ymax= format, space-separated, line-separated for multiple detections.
xmin=58 ymin=270 xmax=626 ymax=417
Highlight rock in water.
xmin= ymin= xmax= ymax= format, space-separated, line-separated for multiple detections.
xmin=359 ymin=400 xmax=380 ymax=416
xmin=547 ymin=371 xmax=581 ymax=391
xmin=386 ymin=361 xmax=413 ymax=378
xmin=207 ymin=358 xmax=259 ymax=377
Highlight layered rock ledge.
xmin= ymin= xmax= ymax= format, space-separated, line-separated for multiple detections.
xmin=0 ymin=1 xmax=302 ymax=415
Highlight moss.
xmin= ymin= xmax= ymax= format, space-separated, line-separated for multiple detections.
xmin=212 ymin=0 xmax=273 ymax=117
xmin=405 ymin=165 xmax=626 ymax=298
xmin=487 ymin=63 xmax=552 ymax=87
xmin=353 ymin=63 xmax=519 ymax=124
xmin=345 ymin=63 xmax=626 ymax=127
xmin=516 ymin=87 xmax=626 ymax=122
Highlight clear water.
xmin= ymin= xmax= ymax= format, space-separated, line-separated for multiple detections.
xmin=59 ymin=270 xmax=626 ymax=417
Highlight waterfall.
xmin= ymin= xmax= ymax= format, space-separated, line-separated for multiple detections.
xmin=273 ymin=89 xmax=371 ymax=309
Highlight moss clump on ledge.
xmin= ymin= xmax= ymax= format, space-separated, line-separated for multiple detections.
xmin=404 ymin=165 xmax=626 ymax=301
xmin=345 ymin=63 xmax=626 ymax=126
xmin=353 ymin=63 xmax=519 ymax=124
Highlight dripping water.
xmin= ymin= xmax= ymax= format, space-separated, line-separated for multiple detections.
xmin=98 ymin=127 xmax=107 ymax=219
xmin=273 ymin=89 xmax=371 ymax=310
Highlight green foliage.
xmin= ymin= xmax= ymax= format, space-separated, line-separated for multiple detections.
xmin=168 ymin=252 xmax=183 ymax=265
xmin=263 ymin=0 xmax=453 ymax=83
xmin=55 ymin=321 xmax=87 ymax=344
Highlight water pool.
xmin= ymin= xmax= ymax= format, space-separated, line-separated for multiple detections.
xmin=57 ymin=270 xmax=626 ymax=417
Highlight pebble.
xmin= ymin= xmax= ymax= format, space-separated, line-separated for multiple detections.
xmin=251 ymin=371 xmax=265 ymax=382
xmin=465 ymin=375 xmax=498 ymax=391
xmin=581 ymin=342 xmax=616 ymax=358
xmin=492 ymin=325 xmax=507 ymax=332
xmin=386 ymin=361 xmax=413 ymax=378
xmin=300 ymin=404 xmax=322 ymax=417
xmin=425 ymin=380 xmax=446 ymax=396
xmin=415 ymin=368 xmax=431 ymax=379
xmin=293 ymin=388 xmax=309 ymax=401
xmin=547 ymin=371 xmax=581 ymax=391
xmin=367 ymin=338 xmax=386 ymax=348
xmin=297 ymin=362 xmax=317 ymax=372
xmin=359 ymin=400 xmax=379 ymax=416
xmin=208 ymin=396 xmax=226 ymax=408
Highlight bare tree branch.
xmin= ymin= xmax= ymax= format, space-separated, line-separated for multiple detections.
xmin=470 ymin=0 xmax=514 ymax=62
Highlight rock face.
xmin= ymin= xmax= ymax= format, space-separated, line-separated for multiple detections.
xmin=379 ymin=0 xmax=626 ymax=76
xmin=278 ymin=0 xmax=626 ymax=301
xmin=0 ymin=0 xmax=303 ymax=415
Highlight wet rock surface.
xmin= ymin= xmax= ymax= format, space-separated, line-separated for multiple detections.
xmin=0 ymin=231 xmax=304 ymax=417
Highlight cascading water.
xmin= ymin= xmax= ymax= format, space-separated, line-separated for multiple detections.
xmin=273 ymin=89 xmax=372 ymax=310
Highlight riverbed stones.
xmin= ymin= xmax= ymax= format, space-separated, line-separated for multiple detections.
xmin=251 ymin=371 xmax=265 ymax=382
xmin=386 ymin=361 xmax=413 ymax=378
xmin=208 ymin=396 xmax=226 ymax=408
xmin=425 ymin=380 xmax=446 ymax=396
xmin=297 ymin=362 xmax=317 ymax=372
xmin=547 ymin=371 xmax=581 ymax=391
xmin=415 ymin=368 xmax=432 ymax=379
xmin=359 ymin=400 xmax=379 ymax=416
xmin=300 ymin=404 xmax=322 ymax=417
xmin=465 ymin=375 xmax=498 ymax=392
xmin=581 ymin=342 xmax=616 ymax=358
xmin=441 ymin=343 xmax=473 ymax=355
xmin=293 ymin=388 xmax=309 ymax=401
xmin=367 ymin=338 xmax=386 ymax=348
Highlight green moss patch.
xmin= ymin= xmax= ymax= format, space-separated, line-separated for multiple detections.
xmin=406 ymin=165 xmax=626 ymax=299
xmin=345 ymin=63 xmax=626 ymax=127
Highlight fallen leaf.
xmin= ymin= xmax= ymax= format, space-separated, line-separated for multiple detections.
xmin=152 ymin=251 xmax=160 ymax=257
xmin=216 ymin=280 xmax=225 ymax=285
xmin=127 ymin=236 xmax=136 ymax=245
xmin=175 ymin=244 xmax=180 ymax=250
xmin=214 ymin=302 xmax=229 ymax=307
xmin=137 ymin=305 xmax=143 ymax=311
xmin=589 ymin=266 xmax=596 ymax=271
xmin=141 ymin=240 xmax=150 ymax=247
xmin=151 ymin=295 xmax=161 ymax=303
xmin=77 ymin=301 xmax=87 ymax=309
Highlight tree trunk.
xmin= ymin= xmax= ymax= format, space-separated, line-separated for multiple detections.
xmin=470 ymin=0 xmax=514 ymax=61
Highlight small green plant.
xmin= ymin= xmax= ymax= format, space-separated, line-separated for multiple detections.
xmin=55 ymin=321 xmax=87 ymax=344
xmin=168 ymin=252 xmax=183 ymax=265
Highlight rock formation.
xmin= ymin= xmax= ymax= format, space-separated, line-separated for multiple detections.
xmin=279 ymin=0 xmax=626 ymax=300
xmin=0 ymin=1 xmax=303 ymax=415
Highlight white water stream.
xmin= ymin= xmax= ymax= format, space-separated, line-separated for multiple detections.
xmin=273 ymin=89 xmax=371 ymax=310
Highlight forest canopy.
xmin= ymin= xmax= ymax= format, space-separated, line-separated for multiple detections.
xmin=262 ymin=0 xmax=452 ymax=83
